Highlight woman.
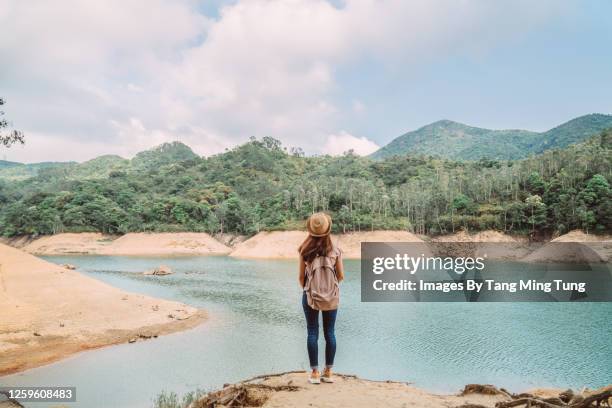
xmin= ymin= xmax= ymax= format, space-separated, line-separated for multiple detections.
xmin=298 ymin=212 xmax=344 ymax=384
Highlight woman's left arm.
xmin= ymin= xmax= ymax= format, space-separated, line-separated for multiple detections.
xmin=335 ymin=254 xmax=345 ymax=282
xmin=298 ymin=255 xmax=306 ymax=288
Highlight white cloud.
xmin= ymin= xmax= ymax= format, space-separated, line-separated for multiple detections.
xmin=0 ymin=0 xmax=564 ymax=162
xmin=324 ymin=131 xmax=379 ymax=156
xmin=351 ymin=100 xmax=366 ymax=113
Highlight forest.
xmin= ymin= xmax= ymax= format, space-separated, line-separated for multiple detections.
xmin=0 ymin=130 xmax=610 ymax=238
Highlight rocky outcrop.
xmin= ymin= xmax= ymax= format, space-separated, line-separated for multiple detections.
xmin=143 ymin=265 xmax=173 ymax=276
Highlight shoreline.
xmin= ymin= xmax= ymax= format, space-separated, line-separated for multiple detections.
xmin=2 ymin=230 xmax=609 ymax=261
xmin=0 ymin=243 xmax=206 ymax=376
xmin=0 ymin=310 xmax=206 ymax=377
xmin=187 ymin=371 xmax=612 ymax=408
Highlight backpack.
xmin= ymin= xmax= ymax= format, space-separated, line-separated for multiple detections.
xmin=304 ymin=247 xmax=341 ymax=311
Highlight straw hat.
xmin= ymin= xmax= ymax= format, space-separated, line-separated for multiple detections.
xmin=307 ymin=212 xmax=332 ymax=237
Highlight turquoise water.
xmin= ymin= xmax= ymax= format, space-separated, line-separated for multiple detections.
xmin=2 ymin=256 xmax=611 ymax=408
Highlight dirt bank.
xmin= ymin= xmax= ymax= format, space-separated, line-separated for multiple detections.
xmin=190 ymin=371 xmax=612 ymax=408
xmin=521 ymin=230 xmax=611 ymax=263
xmin=101 ymin=232 xmax=232 ymax=256
xmin=551 ymin=230 xmax=612 ymax=242
xmin=336 ymin=230 xmax=426 ymax=258
xmin=430 ymin=230 xmax=533 ymax=260
xmin=12 ymin=232 xmax=231 ymax=256
xmin=431 ymin=230 xmax=525 ymax=243
xmin=0 ymin=243 xmax=205 ymax=375
xmin=229 ymin=231 xmax=306 ymax=258
xmin=9 ymin=232 xmax=116 ymax=255
xmin=229 ymin=230 xmax=426 ymax=259
xmin=7 ymin=230 xmax=611 ymax=260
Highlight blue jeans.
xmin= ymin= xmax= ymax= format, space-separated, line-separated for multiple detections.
xmin=302 ymin=291 xmax=337 ymax=370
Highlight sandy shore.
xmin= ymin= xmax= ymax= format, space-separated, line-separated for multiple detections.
xmin=0 ymin=243 xmax=205 ymax=375
xmin=190 ymin=371 xmax=612 ymax=408
xmin=431 ymin=230 xmax=526 ymax=243
xmin=7 ymin=232 xmax=232 ymax=256
xmin=4 ymin=232 xmax=115 ymax=254
xmin=430 ymin=230 xmax=534 ymax=260
xmin=3 ymin=230 xmax=611 ymax=260
xmin=523 ymin=230 xmax=612 ymax=263
xmin=102 ymin=232 xmax=232 ymax=256
xmin=228 ymin=231 xmax=306 ymax=258
xmin=229 ymin=230 xmax=427 ymax=259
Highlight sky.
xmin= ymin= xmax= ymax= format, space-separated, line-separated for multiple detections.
xmin=1 ymin=0 xmax=611 ymax=163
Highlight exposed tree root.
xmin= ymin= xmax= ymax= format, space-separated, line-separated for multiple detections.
xmin=190 ymin=381 xmax=300 ymax=408
xmin=192 ymin=376 xmax=612 ymax=408
xmin=495 ymin=389 xmax=611 ymax=408
xmin=458 ymin=385 xmax=611 ymax=408
xmin=0 ymin=391 xmax=25 ymax=408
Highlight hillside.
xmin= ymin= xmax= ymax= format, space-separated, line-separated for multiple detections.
xmin=0 ymin=161 xmax=75 ymax=181
xmin=0 ymin=132 xmax=609 ymax=238
xmin=131 ymin=141 xmax=198 ymax=170
xmin=71 ymin=154 xmax=130 ymax=179
xmin=371 ymin=113 xmax=612 ymax=160
xmin=0 ymin=141 xmax=196 ymax=181
xmin=0 ymin=159 xmax=21 ymax=169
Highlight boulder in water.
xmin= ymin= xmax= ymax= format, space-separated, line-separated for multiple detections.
xmin=143 ymin=265 xmax=173 ymax=276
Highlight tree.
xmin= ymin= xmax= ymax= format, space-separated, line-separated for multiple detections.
xmin=525 ymin=172 xmax=545 ymax=195
xmin=337 ymin=205 xmax=351 ymax=233
xmin=577 ymin=174 xmax=611 ymax=232
xmin=0 ymin=98 xmax=24 ymax=147
xmin=525 ymin=195 xmax=547 ymax=234
xmin=451 ymin=193 xmax=474 ymax=214
xmin=600 ymin=128 xmax=612 ymax=149
xmin=0 ymin=129 xmax=609 ymax=238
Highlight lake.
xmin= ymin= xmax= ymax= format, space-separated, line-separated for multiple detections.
xmin=2 ymin=255 xmax=610 ymax=408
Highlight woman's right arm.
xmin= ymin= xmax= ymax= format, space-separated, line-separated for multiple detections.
xmin=298 ymin=255 xmax=306 ymax=288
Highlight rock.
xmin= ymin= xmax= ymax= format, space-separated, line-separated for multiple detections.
xmin=33 ymin=332 xmax=41 ymax=337
xmin=143 ymin=265 xmax=173 ymax=276
xmin=61 ymin=264 xmax=77 ymax=270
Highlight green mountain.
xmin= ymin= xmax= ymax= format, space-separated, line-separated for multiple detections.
xmin=0 ymin=161 xmax=74 ymax=181
xmin=69 ymin=155 xmax=130 ymax=179
xmin=131 ymin=141 xmax=198 ymax=170
xmin=0 ymin=141 xmax=198 ymax=181
xmin=371 ymin=113 xmax=612 ymax=160
xmin=532 ymin=114 xmax=612 ymax=153
xmin=0 ymin=160 xmax=22 ymax=169
xmin=0 ymin=132 xmax=609 ymax=237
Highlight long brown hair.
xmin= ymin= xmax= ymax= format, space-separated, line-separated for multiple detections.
xmin=299 ymin=235 xmax=333 ymax=263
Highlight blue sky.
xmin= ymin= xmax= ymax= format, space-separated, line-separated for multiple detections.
xmin=1 ymin=0 xmax=611 ymax=162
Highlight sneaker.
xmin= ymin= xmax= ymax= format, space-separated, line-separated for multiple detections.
xmin=321 ymin=369 xmax=334 ymax=383
xmin=308 ymin=372 xmax=321 ymax=384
